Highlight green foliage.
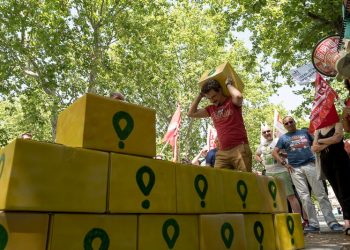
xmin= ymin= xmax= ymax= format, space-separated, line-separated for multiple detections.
xmin=227 ymin=0 xmax=342 ymax=80
xmin=1 ymin=0 xmax=326 ymax=172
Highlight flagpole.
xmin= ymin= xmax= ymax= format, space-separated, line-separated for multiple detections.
xmin=172 ymin=135 xmax=179 ymax=162
xmin=160 ymin=141 xmax=169 ymax=155
xmin=273 ymin=110 xmax=277 ymax=140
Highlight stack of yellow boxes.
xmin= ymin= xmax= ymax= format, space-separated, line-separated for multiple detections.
xmin=0 ymin=93 xmax=304 ymax=249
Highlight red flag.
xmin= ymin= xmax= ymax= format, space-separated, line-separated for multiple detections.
xmin=273 ymin=110 xmax=287 ymax=138
xmin=309 ymin=73 xmax=339 ymax=134
xmin=162 ymin=104 xmax=181 ymax=150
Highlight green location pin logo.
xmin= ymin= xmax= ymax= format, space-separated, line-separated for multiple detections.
xmin=286 ymin=216 xmax=295 ymax=245
xmin=268 ymin=180 xmax=277 ymax=208
xmin=0 ymin=224 xmax=8 ymax=250
xmin=237 ymin=180 xmax=248 ymax=209
xmin=112 ymin=111 xmax=134 ymax=149
xmin=208 ymin=68 xmax=216 ymax=76
xmin=0 ymin=154 xmax=5 ymax=179
xmin=83 ymin=228 xmax=109 ymax=250
xmin=136 ymin=166 xmax=155 ymax=209
xmin=194 ymin=174 xmax=208 ymax=208
xmin=254 ymin=221 xmax=264 ymax=250
xmin=162 ymin=218 xmax=180 ymax=249
xmin=221 ymin=222 xmax=234 ymax=249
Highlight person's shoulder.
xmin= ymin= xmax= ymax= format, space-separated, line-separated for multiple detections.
xmin=278 ymin=134 xmax=288 ymax=140
xmin=297 ymin=127 xmax=312 ymax=133
xmin=270 ymin=138 xmax=279 ymax=146
xmin=275 ymin=135 xmax=288 ymax=146
xmin=206 ymin=104 xmax=216 ymax=110
xmin=298 ymin=128 xmax=312 ymax=137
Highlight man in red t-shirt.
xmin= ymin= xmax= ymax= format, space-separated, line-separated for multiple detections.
xmin=188 ymin=78 xmax=252 ymax=172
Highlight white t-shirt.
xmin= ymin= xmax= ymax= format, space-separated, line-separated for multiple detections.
xmin=256 ymin=138 xmax=286 ymax=174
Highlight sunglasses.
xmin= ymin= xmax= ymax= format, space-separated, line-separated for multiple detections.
xmin=262 ymin=130 xmax=271 ymax=134
xmin=284 ymin=120 xmax=294 ymax=126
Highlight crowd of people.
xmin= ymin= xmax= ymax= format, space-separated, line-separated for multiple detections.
xmin=188 ymin=76 xmax=350 ymax=235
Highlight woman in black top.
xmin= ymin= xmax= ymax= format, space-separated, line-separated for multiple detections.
xmin=312 ymin=122 xmax=350 ymax=235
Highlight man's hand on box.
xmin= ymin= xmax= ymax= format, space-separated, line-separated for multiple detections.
xmin=225 ymin=76 xmax=233 ymax=86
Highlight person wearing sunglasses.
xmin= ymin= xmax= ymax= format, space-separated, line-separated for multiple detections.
xmin=255 ymin=125 xmax=308 ymax=226
xmin=272 ymin=116 xmax=343 ymax=233
xmin=188 ymin=77 xmax=251 ymax=172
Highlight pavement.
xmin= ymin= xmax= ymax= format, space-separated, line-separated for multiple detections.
xmin=304 ymin=215 xmax=350 ymax=250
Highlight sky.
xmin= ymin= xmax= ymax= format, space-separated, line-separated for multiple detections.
xmin=270 ymin=85 xmax=304 ymax=111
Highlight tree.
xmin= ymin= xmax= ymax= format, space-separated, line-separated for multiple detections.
xmin=224 ymin=0 xmax=342 ymax=79
xmin=0 ymin=0 xmax=288 ymax=172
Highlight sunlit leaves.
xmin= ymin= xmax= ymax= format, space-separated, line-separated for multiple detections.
xmin=0 ymin=0 xmax=286 ymax=169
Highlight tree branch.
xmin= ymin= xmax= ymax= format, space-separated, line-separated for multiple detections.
xmin=307 ymin=11 xmax=332 ymax=25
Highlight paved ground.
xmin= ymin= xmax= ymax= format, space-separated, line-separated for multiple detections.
xmin=304 ymin=215 xmax=350 ymax=250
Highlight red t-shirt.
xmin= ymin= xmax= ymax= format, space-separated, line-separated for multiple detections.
xmin=205 ymin=98 xmax=248 ymax=150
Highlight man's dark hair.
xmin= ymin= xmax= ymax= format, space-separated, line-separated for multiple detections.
xmin=201 ymin=79 xmax=222 ymax=94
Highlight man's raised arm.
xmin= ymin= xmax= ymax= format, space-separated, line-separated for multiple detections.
xmin=226 ymin=77 xmax=243 ymax=107
xmin=188 ymin=93 xmax=209 ymax=118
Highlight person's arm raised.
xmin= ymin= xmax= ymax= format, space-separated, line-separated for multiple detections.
xmin=188 ymin=93 xmax=210 ymax=118
xmin=226 ymin=77 xmax=243 ymax=107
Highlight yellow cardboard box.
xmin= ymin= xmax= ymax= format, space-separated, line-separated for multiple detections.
xmin=257 ymin=175 xmax=288 ymax=213
xmin=244 ymin=214 xmax=276 ymax=250
xmin=109 ymin=153 xmax=176 ymax=213
xmin=0 ymin=139 xmax=108 ymax=212
xmin=199 ymin=214 xmax=247 ymax=250
xmin=48 ymin=214 xmax=137 ymax=250
xmin=220 ymin=170 xmax=264 ymax=213
xmin=198 ymin=62 xmax=244 ymax=96
xmin=0 ymin=212 xmax=49 ymax=250
xmin=176 ymin=164 xmax=224 ymax=213
xmin=274 ymin=213 xmax=305 ymax=250
xmin=56 ymin=93 xmax=156 ymax=157
xmin=138 ymin=215 xmax=198 ymax=250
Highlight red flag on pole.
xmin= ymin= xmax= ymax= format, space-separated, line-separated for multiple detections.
xmin=309 ymin=73 xmax=339 ymax=134
xmin=162 ymin=104 xmax=181 ymax=150
xmin=273 ymin=110 xmax=287 ymax=139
